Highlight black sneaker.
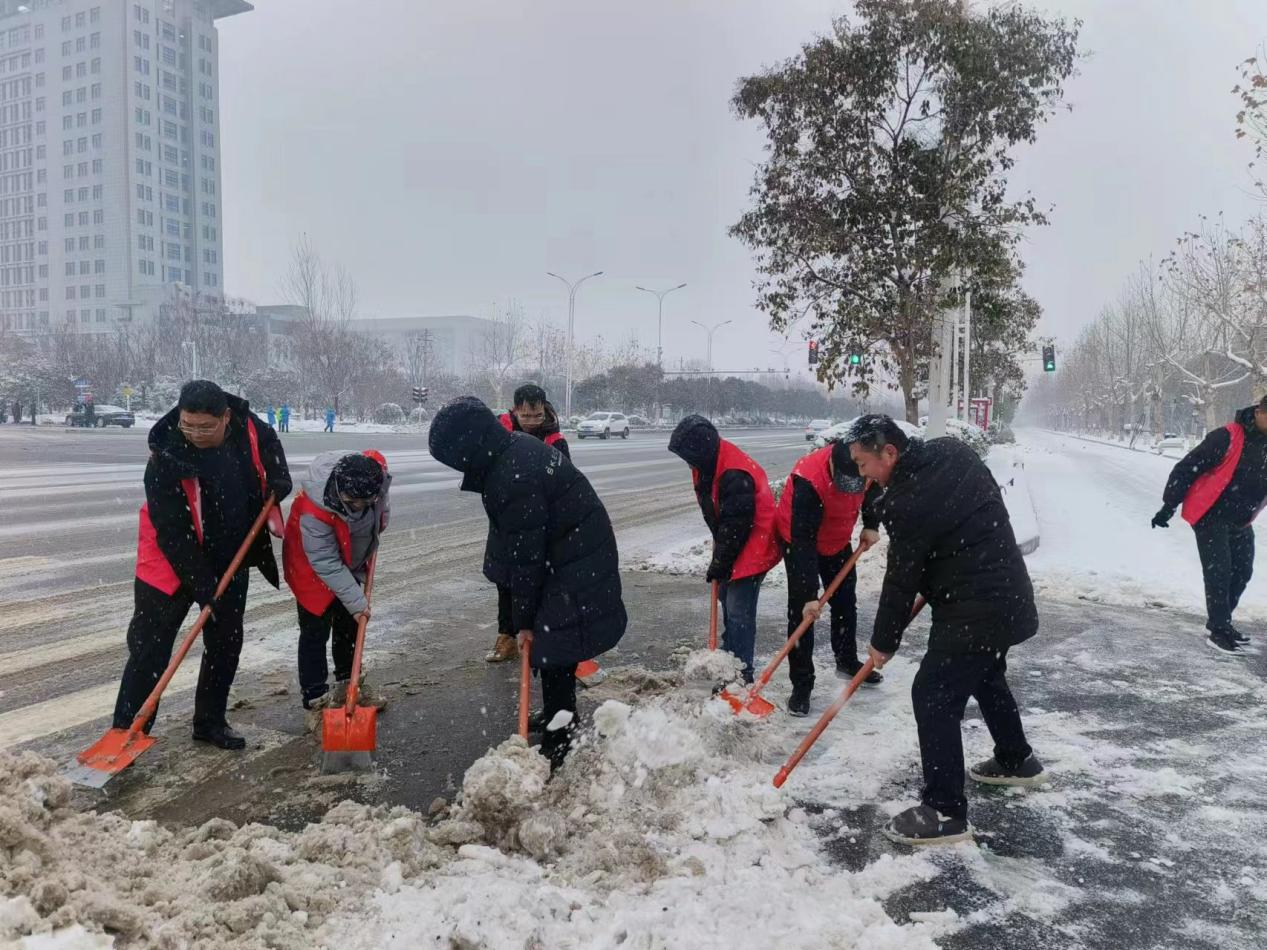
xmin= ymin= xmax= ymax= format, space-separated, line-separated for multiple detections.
xmin=527 ymin=709 xmax=548 ymax=733
xmin=969 ymin=754 xmax=1047 ymax=787
xmin=787 ymin=685 xmax=811 ymax=717
xmin=1229 ymin=626 xmax=1250 ymax=644
xmin=835 ymin=657 xmax=884 ymax=685
xmin=1207 ymin=630 xmax=1244 ymax=656
xmin=192 ymin=723 xmax=247 ymax=750
xmin=882 ymin=805 xmax=972 ymax=846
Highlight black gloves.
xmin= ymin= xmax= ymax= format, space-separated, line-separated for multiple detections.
xmin=1151 ymin=506 xmax=1174 ymax=529
xmin=705 ymin=559 xmax=731 ymax=584
xmin=268 ymin=476 xmax=292 ymax=503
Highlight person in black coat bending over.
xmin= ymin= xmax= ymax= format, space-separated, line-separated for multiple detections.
xmin=112 ymin=380 xmax=292 ymax=750
xmin=428 ymin=396 xmax=626 ymax=769
xmin=849 ymin=414 xmax=1046 ymax=846
xmin=485 ymin=382 xmax=572 ymax=665
xmin=1153 ymin=400 xmax=1267 ymax=656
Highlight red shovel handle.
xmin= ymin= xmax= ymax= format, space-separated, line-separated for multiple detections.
xmin=707 ymin=581 xmax=720 ymax=651
xmin=517 ymin=632 xmax=533 ymax=739
xmin=773 ymin=595 xmax=927 ymax=788
xmin=343 ymin=554 xmax=377 ymax=716
xmin=127 ymin=494 xmax=277 ymax=738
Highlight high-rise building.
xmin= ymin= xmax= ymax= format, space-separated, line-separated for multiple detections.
xmin=0 ymin=0 xmax=250 ymax=336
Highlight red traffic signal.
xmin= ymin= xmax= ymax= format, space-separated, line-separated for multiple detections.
xmin=808 ymin=340 xmax=819 ymax=365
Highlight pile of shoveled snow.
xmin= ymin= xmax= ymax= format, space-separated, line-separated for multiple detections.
xmin=3 ymin=659 xmax=943 ymax=948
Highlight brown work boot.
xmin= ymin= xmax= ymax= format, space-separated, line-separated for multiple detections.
xmin=485 ymin=634 xmax=518 ymax=663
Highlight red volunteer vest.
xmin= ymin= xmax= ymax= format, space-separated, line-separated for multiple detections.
xmin=694 ymin=440 xmax=782 ymax=580
xmin=499 ymin=411 xmax=564 ymax=447
xmin=283 ymin=492 xmax=353 ymax=615
xmin=1181 ymin=423 xmax=1266 ymax=526
xmin=135 ymin=416 xmax=269 ymax=595
xmin=282 ymin=450 xmax=388 ymax=614
xmin=775 ymin=445 xmax=863 ymax=555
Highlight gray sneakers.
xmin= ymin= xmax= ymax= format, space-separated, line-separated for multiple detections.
xmin=882 ymin=805 xmax=972 ymax=846
xmin=969 ymin=753 xmax=1047 ymax=787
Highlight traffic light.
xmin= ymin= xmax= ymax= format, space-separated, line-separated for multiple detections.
xmin=411 ymin=386 xmax=429 ymax=404
xmin=807 ymin=340 xmax=819 ymax=365
xmin=1042 ymin=345 xmax=1056 ymax=372
xmin=848 ymin=352 xmax=862 ymax=366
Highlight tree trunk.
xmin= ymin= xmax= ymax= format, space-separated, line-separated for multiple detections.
xmin=897 ymin=351 xmax=918 ymax=423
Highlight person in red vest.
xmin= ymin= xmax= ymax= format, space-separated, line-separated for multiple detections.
xmin=1154 ymin=399 xmax=1267 ymax=655
xmin=111 ymin=380 xmax=291 ymax=751
xmin=283 ymin=450 xmax=391 ymax=712
xmin=776 ymin=439 xmax=883 ymax=716
xmin=487 ymin=383 xmax=572 ymax=665
xmin=669 ymin=415 xmax=782 ymax=682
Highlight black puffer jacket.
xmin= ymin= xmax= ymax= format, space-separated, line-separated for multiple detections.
xmin=146 ymin=393 xmax=291 ymax=602
xmin=668 ymin=415 xmax=755 ymax=581
xmin=429 ymin=397 xmax=626 ymax=668
xmin=871 ymin=437 xmax=1037 ymax=655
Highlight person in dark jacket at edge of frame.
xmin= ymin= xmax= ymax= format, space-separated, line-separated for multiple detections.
xmin=283 ymin=449 xmax=391 ymax=727
xmin=1153 ymin=399 xmax=1267 ymax=656
xmin=428 ymin=396 xmax=626 ymax=770
xmin=485 ymin=382 xmax=573 ymax=665
xmin=775 ymin=439 xmax=884 ymax=718
xmin=668 ymin=415 xmax=783 ymax=684
xmin=111 ymin=380 xmax=292 ymax=750
xmin=849 ymin=414 xmax=1047 ymax=846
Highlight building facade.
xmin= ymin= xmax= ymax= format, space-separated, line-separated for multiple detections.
xmin=0 ymin=0 xmax=249 ymax=336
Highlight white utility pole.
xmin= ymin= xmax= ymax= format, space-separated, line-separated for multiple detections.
xmin=962 ymin=290 xmax=972 ymax=423
xmin=926 ymin=273 xmax=959 ymax=439
xmin=546 ymin=270 xmax=603 ymax=422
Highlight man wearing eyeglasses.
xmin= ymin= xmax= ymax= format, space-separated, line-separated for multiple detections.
xmin=112 ymin=380 xmax=292 ymax=751
xmin=283 ymin=450 xmax=391 ymax=715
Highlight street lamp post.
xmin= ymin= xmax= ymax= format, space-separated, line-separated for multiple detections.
xmin=547 ymin=270 xmax=603 ymax=422
xmin=181 ymin=340 xmax=199 ymax=380
xmin=636 ymin=283 xmax=686 ymax=424
xmin=690 ymin=319 xmax=733 ymax=372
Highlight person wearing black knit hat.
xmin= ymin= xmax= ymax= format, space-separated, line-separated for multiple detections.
xmin=283 ymin=449 xmax=391 ymax=716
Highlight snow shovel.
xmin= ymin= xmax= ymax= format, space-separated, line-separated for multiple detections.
xmin=707 ymin=580 xmax=720 ymax=651
xmin=721 ymin=544 xmax=867 ymax=720
xmin=773 ymin=596 xmax=928 ymax=788
xmin=517 ymin=631 xmax=533 ymax=739
xmin=65 ymin=495 xmax=278 ymax=789
xmin=321 ymin=554 xmax=379 ymax=772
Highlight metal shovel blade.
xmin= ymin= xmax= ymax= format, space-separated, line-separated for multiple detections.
xmin=320 ymin=705 xmax=377 ymax=773
xmin=719 ymin=687 xmax=777 ymax=719
xmin=64 ymin=728 xmax=157 ymax=788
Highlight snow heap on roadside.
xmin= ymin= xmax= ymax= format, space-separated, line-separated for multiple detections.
xmin=2 ymin=659 xmax=942 ymax=949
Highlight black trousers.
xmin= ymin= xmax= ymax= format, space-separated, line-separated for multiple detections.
xmin=912 ymin=648 xmax=1032 ymax=821
xmin=297 ymin=599 xmax=359 ymax=705
xmin=112 ymin=574 xmax=249 ymax=731
xmin=496 ymin=584 xmax=512 ymax=636
xmin=785 ymin=544 xmax=858 ymax=691
xmin=538 ymin=664 xmax=578 ymax=767
xmin=1193 ymin=520 xmax=1255 ymax=633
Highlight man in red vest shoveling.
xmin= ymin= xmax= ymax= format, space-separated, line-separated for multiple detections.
xmin=776 ymin=438 xmax=883 ymax=717
xmin=1153 ymin=399 xmax=1267 ymax=656
xmin=485 ymin=383 xmax=572 ymax=665
xmin=111 ymin=380 xmax=291 ymax=751
xmin=283 ymin=450 xmax=391 ymax=720
xmin=669 ymin=415 xmax=783 ymax=683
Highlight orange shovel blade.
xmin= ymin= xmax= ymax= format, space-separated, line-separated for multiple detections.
xmin=718 ymin=687 xmax=777 ymax=719
xmin=69 ymin=728 xmax=157 ymax=787
xmin=322 ymin=706 xmax=378 ymax=753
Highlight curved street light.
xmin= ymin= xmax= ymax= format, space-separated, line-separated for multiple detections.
xmin=547 ymin=270 xmax=603 ymax=421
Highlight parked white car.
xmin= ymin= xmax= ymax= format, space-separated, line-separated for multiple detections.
xmin=576 ymin=411 xmax=631 ymax=440
xmin=1153 ymin=433 xmax=1186 ymax=455
xmin=805 ymin=418 xmax=834 ymax=442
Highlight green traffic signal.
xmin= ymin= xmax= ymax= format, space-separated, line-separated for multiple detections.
xmin=848 ymin=353 xmax=861 ymax=366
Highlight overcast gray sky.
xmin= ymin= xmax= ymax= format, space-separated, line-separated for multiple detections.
xmin=218 ymin=0 xmax=1267 ymax=377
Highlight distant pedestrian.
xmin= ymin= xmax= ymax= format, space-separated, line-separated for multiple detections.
xmin=279 ymin=403 xmax=291 ymax=433
xmin=266 ymin=405 xmax=277 ymax=429
xmin=324 ymin=407 xmax=336 ymax=433
xmin=849 ymin=414 xmax=1045 ymax=846
xmin=1154 ymin=398 xmax=1267 ymax=655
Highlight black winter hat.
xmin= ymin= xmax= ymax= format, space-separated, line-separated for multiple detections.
xmin=428 ymin=396 xmax=507 ymax=474
xmin=668 ymin=414 xmax=720 ymax=472
xmin=332 ymin=453 xmax=384 ymax=499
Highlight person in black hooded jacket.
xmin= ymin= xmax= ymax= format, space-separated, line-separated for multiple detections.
xmin=1153 ymin=401 xmax=1267 ymax=655
xmin=485 ymin=382 xmax=572 ymax=665
xmin=428 ymin=396 xmax=626 ymax=769
xmin=849 ymin=414 xmax=1044 ymax=846
xmin=111 ymin=380 xmax=291 ymax=750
